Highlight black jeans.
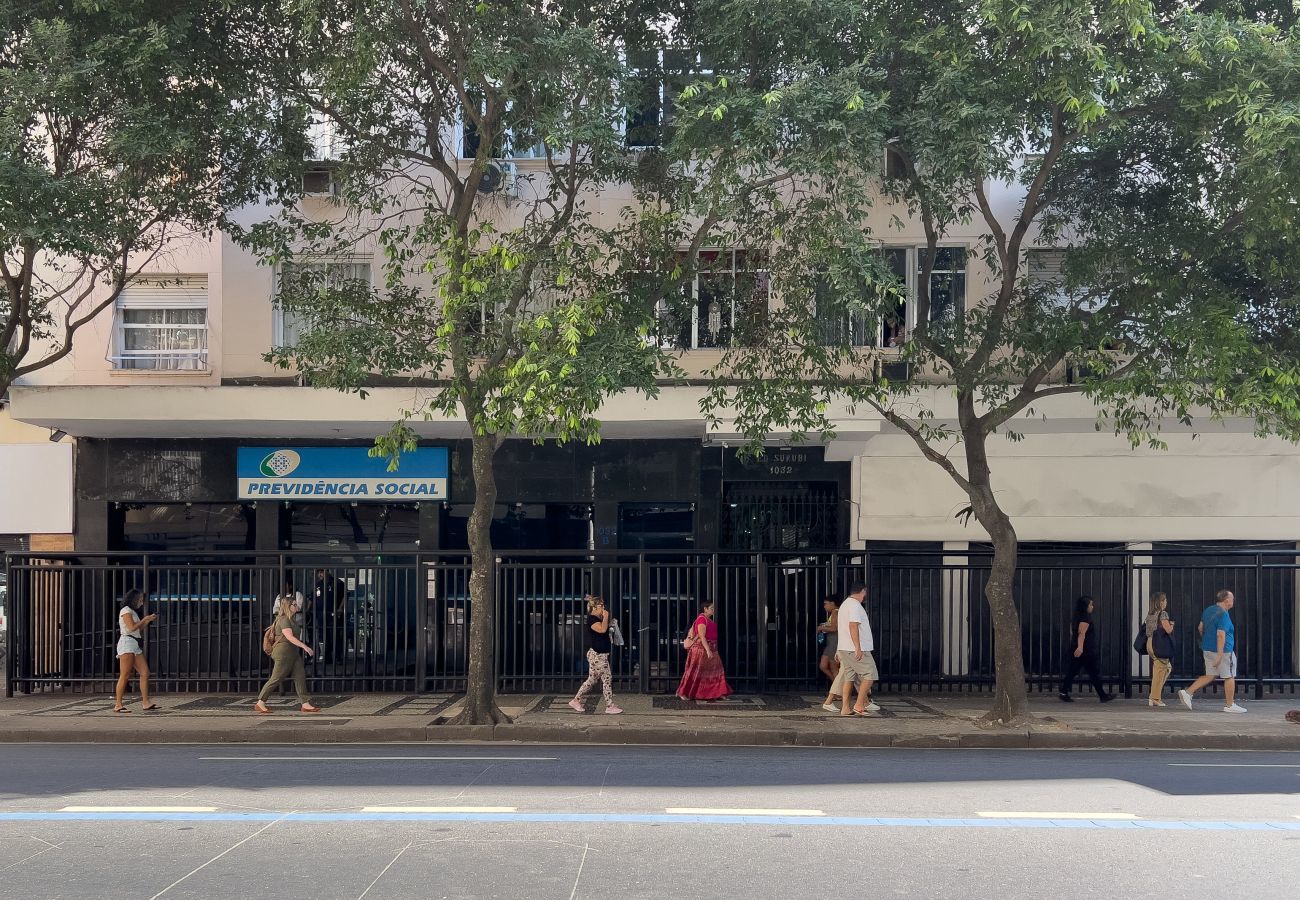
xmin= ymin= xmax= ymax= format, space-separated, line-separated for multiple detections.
xmin=1060 ymin=651 xmax=1106 ymax=696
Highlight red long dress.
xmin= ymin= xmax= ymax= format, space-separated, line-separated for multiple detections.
xmin=676 ymin=614 xmax=732 ymax=700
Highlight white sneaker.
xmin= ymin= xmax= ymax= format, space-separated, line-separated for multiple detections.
xmin=821 ymin=703 xmax=837 ymax=712
xmin=1223 ymin=703 xmax=1247 ymax=714
xmin=1178 ymin=689 xmax=1193 ymax=710
xmin=567 ymin=699 xmax=584 ymax=712
xmin=865 ymin=702 xmax=881 ymax=712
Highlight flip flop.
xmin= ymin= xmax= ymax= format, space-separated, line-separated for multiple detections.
xmin=112 ymin=707 xmax=130 ymax=714
xmin=852 ymin=709 xmax=870 ymax=717
xmin=254 ymin=703 xmax=272 ymax=715
xmin=141 ymin=704 xmax=160 ymax=711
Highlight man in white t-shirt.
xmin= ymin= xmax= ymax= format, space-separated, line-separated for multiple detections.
xmin=835 ymin=582 xmax=880 ymax=717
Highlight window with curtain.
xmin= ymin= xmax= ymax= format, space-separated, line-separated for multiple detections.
xmin=274 ymin=258 xmax=372 ymax=348
xmin=921 ymin=247 xmax=967 ymax=322
xmin=648 ymin=249 xmax=769 ymax=350
xmin=112 ymin=276 xmax=208 ymax=370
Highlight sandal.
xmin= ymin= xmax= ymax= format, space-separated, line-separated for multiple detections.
xmin=300 ymin=703 xmax=320 ymax=713
xmin=254 ymin=701 xmax=272 ymax=715
xmin=112 ymin=707 xmax=130 ymax=714
xmin=141 ymin=704 xmax=160 ymax=711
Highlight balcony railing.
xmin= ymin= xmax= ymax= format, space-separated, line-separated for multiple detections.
xmin=109 ymin=349 xmax=210 ymax=371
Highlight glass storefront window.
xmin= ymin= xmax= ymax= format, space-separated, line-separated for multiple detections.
xmin=283 ymin=502 xmax=420 ymax=553
xmin=618 ymin=503 xmax=695 ymax=550
xmin=109 ymin=503 xmax=256 ymax=553
xmin=441 ymin=503 xmax=593 ymax=551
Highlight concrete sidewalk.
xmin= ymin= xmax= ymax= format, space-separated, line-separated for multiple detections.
xmin=2 ymin=689 xmax=1298 ymax=749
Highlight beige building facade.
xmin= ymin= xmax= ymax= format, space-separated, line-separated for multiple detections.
xmin=4 ymin=158 xmax=1299 ymax=555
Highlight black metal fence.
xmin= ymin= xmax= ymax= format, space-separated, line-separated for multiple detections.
xmin=5 ymin=548 xmax=1298 ymax=697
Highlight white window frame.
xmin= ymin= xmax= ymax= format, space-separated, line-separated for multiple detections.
xmin=273 ymin=257 xmax=373 ymax=348
xmin=919 ymin=245 xmax=968 ymax=323
xmin=1026 ymin=247 xmax=1079 ymax=309
xmin=111 ymin=276 xmax=209 ymax=371
xmin=813 ymin=245 xmax=967 ymax=348
xmin=652 ymin=249 xmax=768 ymax=350
xmin=458 ymin=99 xmax=548 ymax=160
xmin=624 ymin=48 xmax=712 ymax=150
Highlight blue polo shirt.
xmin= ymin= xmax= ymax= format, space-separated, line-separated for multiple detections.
xmin=1200 ymin=605 xmax=1235 ymax=653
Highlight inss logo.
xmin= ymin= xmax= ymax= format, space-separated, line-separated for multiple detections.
xmin=258 ymin=450 xmax=302 ymax=477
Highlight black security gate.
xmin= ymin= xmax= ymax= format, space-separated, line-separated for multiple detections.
xmin=5 ymin=548 xmax=1298 ymax=697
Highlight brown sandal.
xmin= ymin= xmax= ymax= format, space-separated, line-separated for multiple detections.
xmin=300 ymin=704 xmax=320 ymax=713
xmin=112 ymin=707 xmax=130 ymax=714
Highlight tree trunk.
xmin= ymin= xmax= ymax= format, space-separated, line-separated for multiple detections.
xmin=452 ymin=432 xmax=511 ymax=725
xmin=961 ymin=401 xmax=1031 ymax=726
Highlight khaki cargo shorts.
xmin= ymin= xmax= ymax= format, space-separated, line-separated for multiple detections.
xmin=836 ymin=649 xmax=879 ymax=684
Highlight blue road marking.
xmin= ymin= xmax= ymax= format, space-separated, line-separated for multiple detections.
xmin=0 ymin=811 xmax=1298 ymax=831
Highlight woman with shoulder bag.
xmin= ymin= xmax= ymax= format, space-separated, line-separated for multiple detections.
xmin=675 ymin=601 xmax=732 ymax=702
xmin=1146 ymin=592 xmax=1176 ymax=707
xmin=113 ymin=588 xmax=159 ymax=713
xmin=254 ymin=593 xmax=320 ymax=714
xmin=568 ymin=595 xmax=622 ymax=715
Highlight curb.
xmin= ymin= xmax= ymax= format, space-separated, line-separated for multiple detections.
xmin=1 ymin=722 xmax=1297 ymax=750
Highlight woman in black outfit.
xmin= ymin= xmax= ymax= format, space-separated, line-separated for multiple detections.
xmin=1059 ymin=595 xmax=1114 ymax=703
xmin=568 ymin=594 xmax=622 ymax=715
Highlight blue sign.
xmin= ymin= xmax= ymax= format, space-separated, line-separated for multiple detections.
xmin=237 ymin=447 xmax=450 ymax=501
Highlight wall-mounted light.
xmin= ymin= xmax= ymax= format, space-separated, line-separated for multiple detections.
xmin=48 ymin=429 xmax=67 ymax=442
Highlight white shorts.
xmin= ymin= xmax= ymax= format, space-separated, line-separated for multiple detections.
xmin=1202 ymin=651 xmax=1237 ymax=679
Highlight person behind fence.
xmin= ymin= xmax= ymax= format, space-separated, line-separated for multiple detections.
xmin=315 ymin=568 xmax=348 ymax=663
xmin=817 ymin=594 xmax=840 ymax=691
xmin=1145 ymin=591 xmax=1176 ymax=707
xmin=113 ymin=588 xmax=159 ymax=714
xmin=1059 ymin=595 xmax=1115 ymax=703
xmin=272 ymin=579 xmax=304 ymax=616
xmin=676 ymin=601 xmax=732 ymax=702
xmin=254 ymin=592 xmax=320 ymax=714
xmin=836 ymin=582 xmax=880 ymax=717
xmin=1178 ymin=589 xmax=1246 ymax=714
xmin=568 ymin=594 xmax=623 ymax=715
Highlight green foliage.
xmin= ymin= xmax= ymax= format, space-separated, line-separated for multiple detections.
xmin=0 ymin=0 xmax=305 ymax=392
xmin=705 ymin=0 xmax=1300 ymax=465
xmin=250 ymin=0 xmax=674 ymax=453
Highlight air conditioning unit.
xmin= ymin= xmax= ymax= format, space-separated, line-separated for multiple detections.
xmin=302 ymin=165 xmax=337 ymax=197
xmin=476 ymin=160 xmax=519 ymax=198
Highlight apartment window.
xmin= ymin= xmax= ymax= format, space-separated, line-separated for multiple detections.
xmin=112 ymin=276 xmax=208 ymax=370
xmin=460 ymin=97 xmax=547 ymax=160
xmin=815 ymin=248 xmax=910 ymax=348
xmin=651 ymin=250 xmax=769 ymax=349
xmin=883 ymin=146 xmax=908 ymax=180
xmin=922 ymin=247 xmax=966 ymax=322
xmin=1026 ymin=248 xmax=1072 ymax=306
xmin=274 ymin=258 xmax=372 ymax=348
xmin=813 ymin=246 xmax=965 ymax=347
xmin=626 ymin=49 xmax=711 ymax=148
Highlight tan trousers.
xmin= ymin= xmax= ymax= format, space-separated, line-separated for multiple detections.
xmin=1147 ymin=637 xmax=1172 ymax=700
xmin=257 ymin=649 xmax=310 ymax=704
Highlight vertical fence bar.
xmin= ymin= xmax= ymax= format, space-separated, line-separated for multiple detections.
xmin=638 ymin=553 xmax=650 ymax=694
xmin=1255 ymin=554 xmax=1264 ymax=701
xmin=756 ymin=553 xmax=768 ymax=693
xmin=5 ymin=555 xmax=13 ymax=697
xmin=1122 ymin=553 xmax=1133 ymax=699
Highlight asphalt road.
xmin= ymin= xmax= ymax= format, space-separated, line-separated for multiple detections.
xmin=0 ymin=744 xmax=1297 ymax=899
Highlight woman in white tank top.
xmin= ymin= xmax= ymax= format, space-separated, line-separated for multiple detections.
xmin=114 ymin=588 xmax=158 ymax=713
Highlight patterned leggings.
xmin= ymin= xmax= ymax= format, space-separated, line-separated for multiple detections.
xmin=575 ymin=650 xmax=614 ymax=705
